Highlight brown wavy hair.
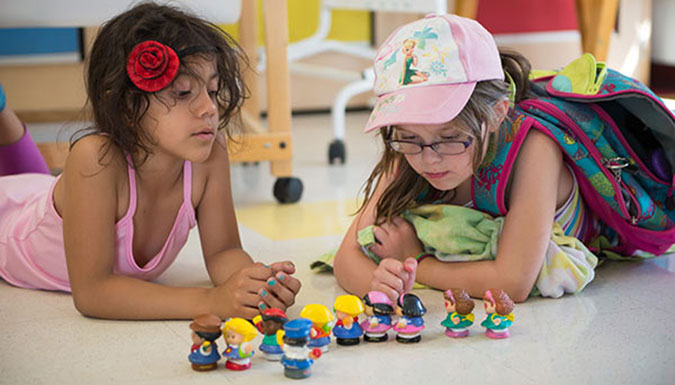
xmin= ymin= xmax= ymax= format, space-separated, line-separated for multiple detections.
xmin=485 ymin=288 xmax=515 ymax=315
xmin=78 ymin=1 xmax=248 ymax=166
xmin=443 ymin=288 xmax=475 ymax=315
xmin=358 ymin=49 xmax=531 ymax=225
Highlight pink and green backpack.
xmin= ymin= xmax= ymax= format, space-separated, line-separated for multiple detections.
xmin=472 ymin=54 xmax=675 ymax=258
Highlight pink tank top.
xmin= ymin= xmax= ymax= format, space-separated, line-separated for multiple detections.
xmin=0 ymin=161 xmax=196 ymax=291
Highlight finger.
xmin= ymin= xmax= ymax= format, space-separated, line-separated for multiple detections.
xmin=232 ymin=290 xmax=264 ymax=309
xmin=270 ymin=261 xmax=296 ymax=275
xmin=372 ymin=226 xmax=388 ymax=244
xmin=265 ymin=276 xmax=296 ymax=307
xmin=245 ymin=262 xmax=275 ymax=281
xmin=239 ymin=305 xmax=263 ymax=320
xmin=275 ymin=271 xmax=301 ymax=294
xmin=369 ymin=280 xmax=401 ymax=303
xmin=373 ymin=267 xmax=406 ymax=293
xmin=402 ymin=258 xmax=418 ymax=293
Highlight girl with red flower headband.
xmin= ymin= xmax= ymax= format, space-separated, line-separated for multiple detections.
xmin=0 ymin=2 xmax=300 ymax=320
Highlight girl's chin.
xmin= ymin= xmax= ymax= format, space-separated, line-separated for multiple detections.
xmin=425 ymin=178 xmax=458 ymax=192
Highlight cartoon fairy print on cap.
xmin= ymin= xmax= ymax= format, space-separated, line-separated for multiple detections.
xmin=366 ymin=14 xmax=504 ymax=133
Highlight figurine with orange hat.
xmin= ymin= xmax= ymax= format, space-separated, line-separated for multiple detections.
xmin=332 ymin=295 xmax=365 ymax=346
xmin=188 ymin=313 xmax=222 ymax=371
xmin=361 ymin=291 xmax=395 ymax=342
xmin=300 ymin=304 xmax=335 ymax=352
xmin=253 ymin=308 xmax=288 ymax=361
xmin=481 ymin=288 xmax=515 ymax=339
xmin=222 ymin=318 xmax=259 ymax=370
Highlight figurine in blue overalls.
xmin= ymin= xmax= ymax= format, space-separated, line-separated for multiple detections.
xmin=188 ymin=313 xmax=222 ymax=371
xmin=281 ymin=318 xmax=322 ymax=379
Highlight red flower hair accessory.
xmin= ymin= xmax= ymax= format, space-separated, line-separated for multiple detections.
xmin=126 ymin=40 xmax=179 ymax=92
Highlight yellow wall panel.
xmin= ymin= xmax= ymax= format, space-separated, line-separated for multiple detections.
xmin=220 ymin=0 xmax=370 ymax=44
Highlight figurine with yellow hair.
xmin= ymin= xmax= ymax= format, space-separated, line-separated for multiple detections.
xmin=300 ymin=304 xmax=335 ymax=352
xmin=332 ymin=295 xmax=365 ymax=346
xmin=222 ymin=318 xmax=259 ymax=370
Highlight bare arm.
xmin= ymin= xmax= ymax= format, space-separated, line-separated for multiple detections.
xmin=195 ymin=135 xmax=253 ymax=285
xmin=416 ymin=130 xmax=564 ymax=302
xmin=195 ymin=134 xmax=300 ymax=313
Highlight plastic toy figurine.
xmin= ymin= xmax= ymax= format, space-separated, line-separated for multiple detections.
xmin=360 ymin=291 xmax=395 ymax=342
xmin=222 ymin=318 xmax=259 ymax=370
xmin=281 ymin=318 xmax=323 ymax=379
xmin=300 ymin=304 xmax=335 ymax=352
xmin=481 ymin=288 xmax=515 ymax=339
xmin=332 ymin=295 xmax=365 ymax=346
xmin=393 ymin=293 xmax=426 ymax=343
xmin=441 ymin=289 xmax=475 ymax=338
xmin=253 ymin=308 xmax=288 ymax=361
xmin=188 ymin=313 xmax=222 ymax=371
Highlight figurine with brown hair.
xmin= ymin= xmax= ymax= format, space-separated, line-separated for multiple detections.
xmin=441 ymin=289 xmax=475 ymax=338
xmin=188 ymin=313 xmax=222 ymax=371
xmin=480 ymin=289 xmax=515 ymax=339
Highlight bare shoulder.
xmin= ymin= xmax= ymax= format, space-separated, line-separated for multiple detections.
xmin=54 ymin=134 xmax=127 ymax=216
xmin=65 ymin=134 xmax=127 ymax=176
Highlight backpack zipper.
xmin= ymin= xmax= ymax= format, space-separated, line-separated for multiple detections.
xmin=520 ymin=100 xmax=641 ymax=224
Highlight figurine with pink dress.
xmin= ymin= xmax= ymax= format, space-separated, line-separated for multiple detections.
xmin=393 ymin=293 xmax=426 ymax=343
xmin=360 ymin=291 xmax=395 ymax=342
xmin=440 ymin=289 xmax=475 ymax=338
xmin=480 ymin=288 xmax=515 ymax=339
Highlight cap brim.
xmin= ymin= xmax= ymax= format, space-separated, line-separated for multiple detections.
xmin=364 ymin=82 xmax=476 ymax=132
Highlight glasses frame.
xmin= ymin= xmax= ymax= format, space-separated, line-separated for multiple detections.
xmin=385 ymin=136 xmax=474 ymax=156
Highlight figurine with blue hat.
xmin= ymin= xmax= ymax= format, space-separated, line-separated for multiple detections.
xmin=281 ymin=318 xmax=322 ymax=379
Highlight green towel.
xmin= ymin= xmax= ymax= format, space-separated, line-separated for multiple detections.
xmin=312 ymin=204 xmax=599 ymax=298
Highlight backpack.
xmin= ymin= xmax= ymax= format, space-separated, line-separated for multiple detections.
xmin=474 ymin=54 xmax=675 ymax=258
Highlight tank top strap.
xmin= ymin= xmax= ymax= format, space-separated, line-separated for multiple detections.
xmin=123 ymin=155 xmax=138 ymax=221
xmin=182 ymin=161 xmax=196 ymax=226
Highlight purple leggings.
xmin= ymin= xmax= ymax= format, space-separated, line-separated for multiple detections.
xmin=0 ymin=127 xmax=50 ymax=176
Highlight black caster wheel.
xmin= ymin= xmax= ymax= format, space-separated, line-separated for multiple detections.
xmin=328 ymin=139 xmax=346 ymax=164
xmin=273 ymin=177 xmax=303 ymax=204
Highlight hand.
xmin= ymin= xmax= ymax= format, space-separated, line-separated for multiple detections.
xmin=209 ymin=262 xmax=275 ymax=319
xmin=259 ymin=260 xmax=302 ymax=312
xmin=370 ymin=217 xmax=423 ymax=262
xmin=369 ymin=258 xmax=418 ymax=302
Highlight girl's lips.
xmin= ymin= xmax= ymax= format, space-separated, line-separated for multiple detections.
xmin=192 ymin=131 xmax=214 ymax=140
xmin=425 ymin=171 xmax=449 ymax=179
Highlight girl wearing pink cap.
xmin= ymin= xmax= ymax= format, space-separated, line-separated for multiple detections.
xmin=333 ymin=13 xmax=597 ymax=303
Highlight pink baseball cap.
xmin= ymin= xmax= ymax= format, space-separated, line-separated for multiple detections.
xmin=364 ymin=14 xmax=504 ymax=133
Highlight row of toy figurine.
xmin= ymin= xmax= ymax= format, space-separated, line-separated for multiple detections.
xmin=187 ymin=288 xmax=515 ymax=377
xmin=188 ymin=309 xmax=322 ymax=379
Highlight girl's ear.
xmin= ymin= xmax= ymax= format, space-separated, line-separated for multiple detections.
xmin=489 ymin=99 xmax=510 ymax=132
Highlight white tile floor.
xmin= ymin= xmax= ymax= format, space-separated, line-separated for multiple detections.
xmin=2 ymin=112 xmax=674 ymax=384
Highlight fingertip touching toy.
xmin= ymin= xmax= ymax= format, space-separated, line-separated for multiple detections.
xmin=253 ymin=308 xmax=288 ymax=361
xmin=393 ymin=293 xmax=426 ymax=343
xmin=222 ymin=318 xmax=259 ymax=370
xmin=361 ymin=291 xmax=395 ymax=342
xmin=281 ymin=318 xmax=323 ymax=379
xmin=441 ymin=289 xmax=475 ymax=338
xmin=300 ymin=304 xmax=335 ymax=352
xmin=188 ymin=313 xmax=223 ymax=371
xmin=481 ymin=288 xmax=515 ymax=339
xmin=332 ymin=294 xmax=365 ymax=346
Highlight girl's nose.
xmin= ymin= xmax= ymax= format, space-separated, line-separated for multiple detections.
xmin=194 ymin=87 xmax=217 ymax=118
xmin=420 ymin=146 xmax=443 ymax=163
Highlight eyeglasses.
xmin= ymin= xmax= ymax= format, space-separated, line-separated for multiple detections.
xmin=386 ymin=136 xmax=474 ymax=155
